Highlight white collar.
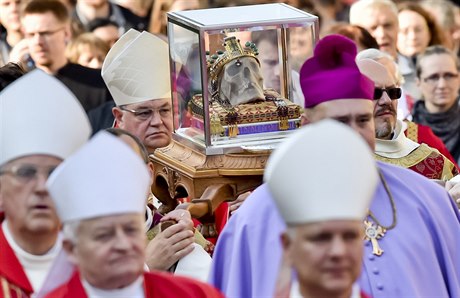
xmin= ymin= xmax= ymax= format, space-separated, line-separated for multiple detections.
xmin=375 ymin=119 xmax=420 ymax=159
xmin=144 ymin=205 xmax=153 ymax=232
xmin=82 ymin=276 xmax=144 ymax=298
xmin=290 ymin=280 xmax=361 ymax=298
xmin=2 ymin=221 xmax=61 ymax=291
xmin=2 ymin=221 xmax=61 ymax=265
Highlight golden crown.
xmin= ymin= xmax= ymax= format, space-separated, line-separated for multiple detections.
xmin=207 ymin=36 xmax=259 ymax=83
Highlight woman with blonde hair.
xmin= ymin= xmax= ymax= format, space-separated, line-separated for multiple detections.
xmin=66 ymin=33 xmax=110 ymax=69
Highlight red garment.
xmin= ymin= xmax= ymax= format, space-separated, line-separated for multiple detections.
xmin=205 ymin=201 xmax=230 ymax=246
xmin=405 ymin=121 xmax=459 ymax=168
xmin=407 ymin=148 xmax=458 ymax=180
xmin=375 ymin=143 xmax=458 ymax=181
xmin=0 ymin=224 xmax=33 ymax=298
xmin=46 ymin=271 xmax=224 ymax=298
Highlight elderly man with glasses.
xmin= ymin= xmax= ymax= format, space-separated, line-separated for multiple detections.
xmin=101 ymin=29 xmax=214 ymax=278
xmin=102 ymin=29 xmax=173 ymax=154
xmin=356 ymin=48 xmax=458 ymax=181
xmin=0 ymin=70 xmax=91 ymax=297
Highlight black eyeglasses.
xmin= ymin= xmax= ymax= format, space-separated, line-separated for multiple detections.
xmin=373 ymin=87 xmax=402 ymax=100
xmin=120 ymin=106 xmax=172 ymax=121
xmin=0 ymin=164 xmax=57 ymax=182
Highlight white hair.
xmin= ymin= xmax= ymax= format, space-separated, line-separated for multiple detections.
xmin=357 ymin=48 xmax=405 ymax=85
xmin=356 ymin=48 xmax=392 ymax=61
xmin=350 ymin=0 xmax=398 ymax=25
xmin=62 ymin=220 xmax=81 ymax=244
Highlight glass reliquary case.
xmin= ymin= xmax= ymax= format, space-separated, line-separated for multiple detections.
xmin=167 ymin=3 xmax=319 ymax=155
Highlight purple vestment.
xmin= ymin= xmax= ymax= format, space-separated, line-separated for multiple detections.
xmin=209 ymin=161 xmax=460 ymax=297
xmin=209 ymin=183 xmax=286 ymax=298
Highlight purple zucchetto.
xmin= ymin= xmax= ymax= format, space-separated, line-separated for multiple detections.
xmin=300 ymin=34 xmax=374 ymax=108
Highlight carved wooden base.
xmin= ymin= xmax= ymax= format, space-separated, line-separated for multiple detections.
xmin=150 ymin=139 xmax=269 ymax=220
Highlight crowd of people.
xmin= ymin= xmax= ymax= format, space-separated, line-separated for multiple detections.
xmin=1 ymin=0 xmax=460 ymax=297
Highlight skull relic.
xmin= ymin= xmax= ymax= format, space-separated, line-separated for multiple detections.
xmin=219 ymin=56 xmax=265 ymax=106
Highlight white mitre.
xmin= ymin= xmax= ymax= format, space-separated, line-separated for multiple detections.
xmin=264 ymin=120 xmax=378 ymax=225
xmin=103 ymin=28 xmax=140 ymax=67
xmin=0 ymin=69 xmax=91 ymax=166
xmin=101 ymin=29 xmax=171 ymax=106
xmin=47 ymin=132 xmax=149 ymax=222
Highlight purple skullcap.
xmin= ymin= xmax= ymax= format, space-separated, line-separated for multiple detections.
xmin=300 ymin=34 xmax=374 ymax=108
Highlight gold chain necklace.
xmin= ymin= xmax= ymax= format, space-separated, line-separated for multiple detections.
xmin=364 ymin=170 xmax=397 ymax=256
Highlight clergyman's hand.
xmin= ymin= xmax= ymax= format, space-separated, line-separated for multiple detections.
xmin=228 ymin=191 xmax=251 ymax=214
xmin=161 ymin=209 xmax=193 ymax=231
xmin=145 ymin=221 xmax=194 ymax=271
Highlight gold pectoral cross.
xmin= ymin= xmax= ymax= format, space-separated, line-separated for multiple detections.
xmin=364 ymin=220 xmax=386 ymax=256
